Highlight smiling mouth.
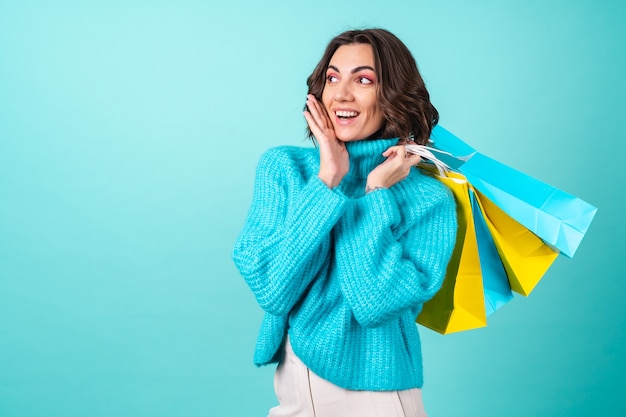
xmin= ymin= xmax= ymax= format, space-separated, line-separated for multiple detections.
xmin=335 ymin=110 xmax=359 ymax=119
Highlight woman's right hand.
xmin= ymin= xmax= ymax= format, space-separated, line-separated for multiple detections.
xmin=366 ymin=141 xmax=422 ymax=192
xmin=303 ymin=94 xmax=349 ymax=188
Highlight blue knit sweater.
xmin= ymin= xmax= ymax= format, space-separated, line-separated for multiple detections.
xmin=232 ymin=137 xmax=457 ymax=391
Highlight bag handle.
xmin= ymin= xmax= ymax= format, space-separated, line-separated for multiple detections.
xmin=405 ymin=144 xmax=453 ymax=176
xmin=406 ymin=143 xmax=475 ymax=176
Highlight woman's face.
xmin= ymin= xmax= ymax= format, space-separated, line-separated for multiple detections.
xmin=321 ymin=43 xmax=385 ymax=142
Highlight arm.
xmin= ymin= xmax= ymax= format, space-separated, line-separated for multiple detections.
xmin=336 ymin=180 xmax=457 ymax=328
xmin=232 ymin=148 xmax=347 ymax=316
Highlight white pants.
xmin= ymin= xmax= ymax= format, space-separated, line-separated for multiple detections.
xmin=268 ymin=337 xmax=428 ymax=417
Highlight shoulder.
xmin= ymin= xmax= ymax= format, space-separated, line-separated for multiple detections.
xmin=391 ymin=168 xmax=457 ymax=235
xmin=254 ymin=145 xmax=319 ymax=186
xmin=400 ymin=167 xmax=455 ymax=211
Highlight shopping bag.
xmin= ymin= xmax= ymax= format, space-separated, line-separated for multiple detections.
xmin=430 ymin=125 xmax=597 ymax=258
xmin=473 ymin=188 xmax=559 ymax=296
xmin=415 ymin=168 xmax=562 ymax=334
xmin=469 ymin=188 xmax=513 ymax=314
xmin=416 ymin=173 xmax=487 ymax=334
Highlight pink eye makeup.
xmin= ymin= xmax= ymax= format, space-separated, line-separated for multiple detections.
xmin=326 ymin=73 xmax=339 ymax=83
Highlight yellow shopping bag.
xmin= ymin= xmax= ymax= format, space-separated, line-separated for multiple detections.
xmin=416 ymin=169 xmax=559 ymax=334
xmin=416 ymin=172 xmax=487 ymax=334
xmin=408 ymin=132 xmax=592 ymax=334
xmin=474 ymin=189 xmax=559 ymax=296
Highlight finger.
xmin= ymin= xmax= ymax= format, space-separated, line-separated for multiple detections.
xmin=406 ymin=153 xmax=422 ymax=165
xmin=305 ymin=96 xmax=331 ymax=131
xmin=391 ymin=144 xmax=409 ymax=160
xmin=383 ymin=144 xmax=404 ymax=157
xmin=306 ymin=95 xmax=331 ymax=129
xmin=313 ymin=97 xmax=333 ymax=129
xmin=306 ymin=102 xmax=326 ymax=130
xmin=303 ymin=109 xmax=319 ymax=130
xmin=304 ymin=110 xmax=327 ymax=140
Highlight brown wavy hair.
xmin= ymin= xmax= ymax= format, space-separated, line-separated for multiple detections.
xmin=306 ymin=28 xmax=438 ymax=145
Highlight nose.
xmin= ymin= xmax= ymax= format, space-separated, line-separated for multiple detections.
xmin=333 ymin=80 xmax=353 ymax=102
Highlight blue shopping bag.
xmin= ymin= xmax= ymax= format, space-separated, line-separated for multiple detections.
xmin=469 ymin=188 xmax=514 ymax=315
xmin=430 ymin=125 xmax=597 ymax=258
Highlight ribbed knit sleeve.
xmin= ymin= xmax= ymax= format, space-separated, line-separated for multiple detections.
xmin=335 ymin=174 xmax=457 ymax=328
xmin=232 ymin=147 xmax=347 ymax=316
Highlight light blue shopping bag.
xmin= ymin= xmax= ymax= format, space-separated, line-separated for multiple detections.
xmin=430 ymin=125 xmax=597 ymax=258
xmin=469 ymin=188 xmax=514 ymax=315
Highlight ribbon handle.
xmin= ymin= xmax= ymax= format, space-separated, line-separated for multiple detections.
xmin=405 ymin=144 xmax=470 ymax=176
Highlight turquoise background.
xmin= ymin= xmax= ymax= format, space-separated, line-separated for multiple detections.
xmin=1 ymin=0 xmax=624 ymax=416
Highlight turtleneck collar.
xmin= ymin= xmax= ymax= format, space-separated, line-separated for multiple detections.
xmin=344 ymin=137 xmax=400 ymax=179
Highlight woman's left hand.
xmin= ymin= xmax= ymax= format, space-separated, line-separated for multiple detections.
xmin=365 ymin=141 xmax=421 ymax=192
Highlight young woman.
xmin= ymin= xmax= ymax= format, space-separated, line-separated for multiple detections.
xmin=233 ymin=28 xmax=457 ymax=417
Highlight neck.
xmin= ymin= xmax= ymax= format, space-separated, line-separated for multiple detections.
xmin=344 ymin=137 xmax=399 ymax=179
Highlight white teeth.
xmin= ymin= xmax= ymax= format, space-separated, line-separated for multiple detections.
xmin=336 ymin=110 xmax=358 ymax=118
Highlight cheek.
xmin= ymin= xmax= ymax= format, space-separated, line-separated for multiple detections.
xmin=366 ymin=93 xmax=380 ymax=114
xmin=321 ymin=90 xmax=332 ymax=111
xmin=369 ymin=105 xmax=385 ymax=131
xmin=375 ymin=112 xmax=385 ymax=130
xmin=368 ymin=98 xmax=384 ymax=125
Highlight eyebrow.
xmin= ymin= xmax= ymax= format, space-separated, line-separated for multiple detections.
xmin=327 ymin=65 xmax=376 ymax=74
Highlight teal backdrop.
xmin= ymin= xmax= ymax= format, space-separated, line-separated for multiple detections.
xmin=1 ymin=0 xmax=624 ymax=416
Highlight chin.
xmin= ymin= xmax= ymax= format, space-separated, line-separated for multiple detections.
xmin=337 ymin=136 xmax=358 ymax=142
xmin=339 ymin=134 xmax=376 ymax=143
xmin=336 ymin=131 xmax=368 ymax=142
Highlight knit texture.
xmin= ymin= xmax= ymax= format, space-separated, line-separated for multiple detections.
xmin=232 ymin=137 xmax=457 ymax=391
